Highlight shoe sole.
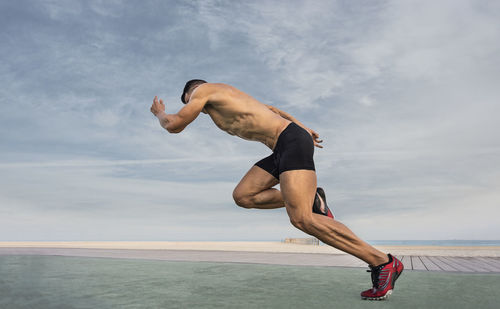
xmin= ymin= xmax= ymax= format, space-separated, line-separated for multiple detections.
xmin=361 ymin=268 xmax=403 ymax=301
xmin=361 ymin=290 xmax=392 ymax=300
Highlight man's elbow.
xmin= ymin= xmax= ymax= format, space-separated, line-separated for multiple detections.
xmin=164 ymin=115 xmax=185 ymax=133
xmin=266 ymin=105 xmax=280 ymax=115
xmin=167 ymin=127 xmax=183 ymax=133
xmin=166 ymin=125 xmax=183 ymax=134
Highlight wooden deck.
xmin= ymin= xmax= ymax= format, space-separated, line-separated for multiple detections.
xmin=1 ymin=248 xmax=499 ymax=273
xmin=395 ymin=255 xmax=500 ymax=273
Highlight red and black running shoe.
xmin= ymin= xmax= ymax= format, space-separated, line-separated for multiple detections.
xmin=312 ymin=187 xmax=334 ymax=219
xmin=361 ymin=254 xmax=404 ymax=300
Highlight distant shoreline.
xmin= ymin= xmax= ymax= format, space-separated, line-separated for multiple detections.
xmin=366 ymin=240 xmax=500 ymax=247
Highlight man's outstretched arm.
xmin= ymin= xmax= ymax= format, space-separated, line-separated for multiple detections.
xmin=150 ymin=96 xmax=206 ymax=133
xmin=266 ymin=104 xmax=323 ymax=148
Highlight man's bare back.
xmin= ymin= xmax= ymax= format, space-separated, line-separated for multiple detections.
xmin=192 ymin=83 xmax=291 ymax=149
xmin=150 ymin=83 xmax=322 ymax=150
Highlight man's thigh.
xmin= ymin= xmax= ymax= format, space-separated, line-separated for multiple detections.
xmin=234 ymin=165 xmax=279 ymax=196
xmin=279 ymin=169 xmax=317 ymax=218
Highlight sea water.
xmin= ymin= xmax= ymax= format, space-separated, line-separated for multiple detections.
xmin=366 ymin=240 xmax=500 ymax=246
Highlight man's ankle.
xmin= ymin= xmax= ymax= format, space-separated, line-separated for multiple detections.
xmin=371 ymin=253 xmax=390 ymax=267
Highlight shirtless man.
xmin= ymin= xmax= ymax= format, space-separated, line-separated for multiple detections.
xmin=150 ymin=80 xmax=403 ymax=300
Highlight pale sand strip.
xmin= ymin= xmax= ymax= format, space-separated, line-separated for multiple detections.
xmin=0 ymin=242 xmax=499 ymax=257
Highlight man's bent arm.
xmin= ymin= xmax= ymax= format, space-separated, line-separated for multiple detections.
xmin=151 ymin=95 xmax=207 ymax=133
xmin=266 ymin=104 xmax=323 ymax=148
xmin=156 ymin=112 xmax=182 ymax=133
xmin=266 ymin=104 xmax=307 ymax=130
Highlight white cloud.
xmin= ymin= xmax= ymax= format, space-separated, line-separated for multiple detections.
xmin=43 ymin=0 xmax=83 ymax=20
xmin=359 ymin=95 xmax=375 ymax=107
xmin=1 ymin=0 xmax=499 ymax=241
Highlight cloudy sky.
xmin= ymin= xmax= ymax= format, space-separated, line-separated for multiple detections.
xmin=1 ymin=0 xmax=499 ymax=241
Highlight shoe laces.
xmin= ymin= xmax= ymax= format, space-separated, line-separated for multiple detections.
xmin=366 ymin=265 xmax=383 ymax=289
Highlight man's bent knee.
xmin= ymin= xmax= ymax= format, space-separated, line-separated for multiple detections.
xmin=232 ymin=188 xmax=253 ymax=209
xmin=289 ymin=213 xmax=314 ymax=232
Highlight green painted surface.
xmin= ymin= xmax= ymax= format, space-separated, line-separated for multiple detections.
xmin=1 ymin=256 xmax=499 ymax=309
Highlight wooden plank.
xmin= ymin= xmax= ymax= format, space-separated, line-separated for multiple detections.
xmin=438 ymin=256 xmax=474 ymax=272
xmin=411 ymin=256 xmax=427 ymax=270
xmin=394 ymin=255 xmax=404 ymax=269
xmin=427 ymin=256 xmax=458 ymax=271
xmin=420 ymin=256 xmax=442 ymax=271
xmin=407 ymin=255 xmax=413 ymax=270
xmin=465 ymin=257 xmax=500 ymax=272
xmin=475 ymin=257 xmax=500 ymax=272
xmin=480 ymin=257 xmax=500 ymax=267
xmin=450 ymin=257 xmax=492 ymax=272
xmin=399 ymin=256 xmax=412 ymax=270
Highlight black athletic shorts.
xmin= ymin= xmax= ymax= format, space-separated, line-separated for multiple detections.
xmin=255 ymin=122 xmax=315 ymax=179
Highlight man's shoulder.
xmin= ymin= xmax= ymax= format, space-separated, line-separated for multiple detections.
xmin=203 ymin=83 xmax=232 ymax=91
xmin=193 ymin=83 xmax=229 ymax=96
xmin=193 ymin=83 xmax=236 ymax=104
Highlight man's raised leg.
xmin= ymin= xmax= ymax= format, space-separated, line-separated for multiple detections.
xmin=232 ymin=165 xmax=283 ymax=209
